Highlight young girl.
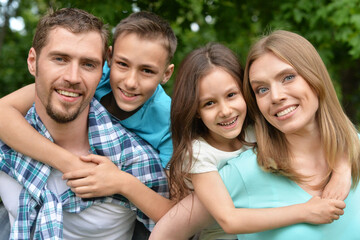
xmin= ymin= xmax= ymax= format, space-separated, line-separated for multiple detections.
xmin=150 ymin=43 xmax=349 ymax=239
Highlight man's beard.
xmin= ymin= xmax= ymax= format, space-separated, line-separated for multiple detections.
xmin=46 ymin=100 xmax=82 ymax=123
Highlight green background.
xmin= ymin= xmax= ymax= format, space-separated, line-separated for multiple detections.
xmin=1 ymin=0 xmax=360 ymax=127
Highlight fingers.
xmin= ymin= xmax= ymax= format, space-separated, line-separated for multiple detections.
xmin=332 ymin=199 xmax=346 ymax=209
xmin=63 ymin=169 xmax=93 ymax=180
xmin=80 ymin=154 xmax=110 ymax=164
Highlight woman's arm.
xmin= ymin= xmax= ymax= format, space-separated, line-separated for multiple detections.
xmin=322 ymin=153 xmax=352 ymax=200
xmin=192 ymin=171 xmax=345 ymax=234
xmin=63 ymin=154 xmax=175 ymax=222
xmin=0 ymin=84 xmax=93 ymax=172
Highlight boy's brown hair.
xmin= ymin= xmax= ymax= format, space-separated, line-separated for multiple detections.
xmin=113 ymin=11 xmax=177 ymax=64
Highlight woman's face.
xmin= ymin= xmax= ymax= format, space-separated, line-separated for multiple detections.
xmin=197 ymin=67 xmax=247 ymax=145
xmin=248 ymin=52 xmax=319 ymax=135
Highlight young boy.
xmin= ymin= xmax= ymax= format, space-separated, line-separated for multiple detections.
xmin=0 ymin=10 xmax=177 ymax=236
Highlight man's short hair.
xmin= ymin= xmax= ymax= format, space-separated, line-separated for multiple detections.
xmin=32 ymin=8 xmax=109 ymax=62
xmin=113 ymin=11 xmax=177 ymax=64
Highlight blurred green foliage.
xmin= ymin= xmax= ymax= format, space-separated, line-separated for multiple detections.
xmin=1 ymin=0 xmax=360 ymax=126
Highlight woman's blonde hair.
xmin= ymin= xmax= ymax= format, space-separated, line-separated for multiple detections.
xmin=243 ymin=30 xmax=360 ymax=186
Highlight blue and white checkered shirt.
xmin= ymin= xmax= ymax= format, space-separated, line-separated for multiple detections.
xmin=0 ymin=98 xmax=169 ymax=240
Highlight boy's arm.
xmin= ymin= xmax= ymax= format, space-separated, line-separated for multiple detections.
xmin=0 ymin=84 xmax=94 ymax=172
xmin=63 ymin=154 xmax=175 ymax=222
xmin=322 ymin=153 xmax=352 ymax=200
xmin=192 ymin=172 xmax=345 ymax=234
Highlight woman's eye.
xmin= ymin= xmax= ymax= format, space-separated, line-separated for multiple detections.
xmin=284 ymin=74 xmax=295 ymax=82
xmin=257 ymin=87 xmax=268 ymax=94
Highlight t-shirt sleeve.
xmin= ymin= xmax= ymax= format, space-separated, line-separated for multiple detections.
xmin=187 ymin=140 xmax=219 ymax=174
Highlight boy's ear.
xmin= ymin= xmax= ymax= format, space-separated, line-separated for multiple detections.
xmin=160 ymin=63 xmax=174 ymax=85
xmin=27 ymin=48 xmax=37 ymax=77
xmin=107 ymin=46 xmax=113 ymax=67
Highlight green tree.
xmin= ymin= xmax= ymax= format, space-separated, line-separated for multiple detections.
xmin=1 ymin=0 xmax=359 ymax=126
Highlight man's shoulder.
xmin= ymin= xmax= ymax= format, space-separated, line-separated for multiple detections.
xmin=88 ymin=98 xmax=159 ymax=156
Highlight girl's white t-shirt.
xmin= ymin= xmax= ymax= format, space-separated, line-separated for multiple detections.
xmin=187 ymin=127 xmax=256 ymax=175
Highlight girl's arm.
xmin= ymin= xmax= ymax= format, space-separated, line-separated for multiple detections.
xmin=322 ymin=153 xmax=352 ymax=200
xmin=0 ymin=84 xmax=94 ymax=172
xmin=63 ymin=154 xmax=175 ymax=222
xmin=192 ymin=171 xmax=345 ymax=234
xmin=150 ymin=172 xmax=345 ymax=239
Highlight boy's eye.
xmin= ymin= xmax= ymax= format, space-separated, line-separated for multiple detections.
xmin=143 ymin=69 xmax=154 ymax=74
xmin=117 ymin=61 xmax=128 ymax=67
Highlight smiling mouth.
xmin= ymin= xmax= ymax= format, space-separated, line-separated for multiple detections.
xmin=56 ymin=90 xmax=80 ymax=97
xmin=276 ymin=106 xmax=297 ymax=117
xmin=121 ymin=89 xmax=138 ymax=97
xmin=218 ymin=116 xmax=238 ymax=126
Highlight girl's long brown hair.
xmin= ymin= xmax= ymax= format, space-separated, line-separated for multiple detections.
xmin=168 ymin=43 xmax=248 ymax=201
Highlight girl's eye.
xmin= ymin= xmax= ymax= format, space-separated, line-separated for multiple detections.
xmin=204 ymin=101 xmax=214 ymax=107
xmin=228 ymin=92 xmax=236 ymax=98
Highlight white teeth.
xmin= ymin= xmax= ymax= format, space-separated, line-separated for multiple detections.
xmin=276 ymin=106 xmax=297 ymax=117
xmin=121 ymin=89 xmax=136 ymax=97
xmin=219 ymin=117 xmax=237 ymax=126
xmin=57 ymin=90 xmax=79 ymax=97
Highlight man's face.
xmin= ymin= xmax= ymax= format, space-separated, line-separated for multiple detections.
xmin=28 ymin=27 xmax=103 ymax=123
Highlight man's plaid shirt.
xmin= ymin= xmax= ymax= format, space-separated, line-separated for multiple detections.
xmin=0 ymin=98 xmax=169 ymax=240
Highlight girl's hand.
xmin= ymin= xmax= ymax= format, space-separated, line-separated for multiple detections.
xmin=302 ymin=196 xmax=345 ymax=224
xmin=62 ymin=154 xmax=130 ymax=198
xmin=322 ymin=154 xmax=352 ymax=200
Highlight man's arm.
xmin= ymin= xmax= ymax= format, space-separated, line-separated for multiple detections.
xmin=0 ymin=84 xmax=93 ymax=172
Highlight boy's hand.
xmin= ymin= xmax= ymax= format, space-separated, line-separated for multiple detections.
xmin=62 ymin=154 xmax=130 ymax=198
xmin=322 ymin=154 xmax=352 ymax=200
xmin=302 ymin=196 xmax=345 ymax=224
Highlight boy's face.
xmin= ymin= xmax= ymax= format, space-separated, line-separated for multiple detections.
xmin=108 ymin=33 xmax=174 ymax=113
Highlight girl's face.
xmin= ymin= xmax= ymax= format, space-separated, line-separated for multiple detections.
xmin=249 ymin=52 xmax=319 ymax=135
xmin=197 ymin=67 xmax=246 ymax=148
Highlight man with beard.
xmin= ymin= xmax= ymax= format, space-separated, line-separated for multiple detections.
xmin=0 ymin=8 xmax=167 ymax=239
